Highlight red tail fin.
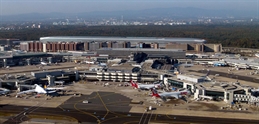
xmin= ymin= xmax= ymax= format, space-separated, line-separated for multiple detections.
xmin=130 ymin=80 xmax=137 ymax=88
xmin=180 ymin=90 xmax=191 ymax=95
xmin=151 ymin=88 xmax=160 ymax=98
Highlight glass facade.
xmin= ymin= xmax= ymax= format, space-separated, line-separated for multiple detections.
xmin=234 ymin=90 xmax=246 ymax=95
xmin=187 ymin=84 xmax=192 ymax=90
xmin=205 ymin=90 xmax=224 ymax=97
xmin=167 ymin=79 xmax=183 ymax=88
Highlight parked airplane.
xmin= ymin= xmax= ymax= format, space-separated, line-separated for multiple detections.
xmin=85 ymin=60 xmax=95 ymax=64
xmin=130 ymin=80 xmax=162 ymax=90
xmin=131 ymin=64 xmax=142 ymax=68
xmin=151 ymin=88 xmax=191 ymax=101
xmin=0 ymin=88 xmax=10 ymax=95
xmin=40 ymin=62 xmax=50 ymax=66
xmin=251 ymin=88 xmax=259 ymax=92
xmin=16 ymin=84 xmax=64 ymax=97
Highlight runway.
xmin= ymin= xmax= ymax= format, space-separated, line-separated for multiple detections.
xmin=1 ymin=91 xmax=259 ymax=124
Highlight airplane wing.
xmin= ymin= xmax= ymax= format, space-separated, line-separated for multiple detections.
xmin=47 ymin=90 xmax=56 ymax=94
xmin=170 ymin=94 xmax=179 ymax=99
xmin=17 ymin=89 xmax=36 ymax=95
xmin=160 ymin=96 xmax=167 ymax=102
xmin=1 ymin=91 xmax=7 ymax=95
xmin=144 ymin=85 xmax=154 ymax=89
xmin=46 ymin=87 xmax=66 ymax=90
xmin=160 ymin=93 xmax=179 ymax=99
xmin=139 ymin=85 xmax=153 ymax=90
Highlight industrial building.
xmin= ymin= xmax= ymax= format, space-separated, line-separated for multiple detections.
xmin=38 ymin=36 xmax=212 ymax=52
xmin=165 ymin=43 xmax=222 ymax=53
xmin=96 ymin=48 xmax=186 ymax=58
xmin=0 ymin=39 xmax=19 ymax=46
xmin=20 ymin=41 xmax=85 ymax=52
xmin=0 ymin=51 xmax=64 ymax=67
xmin=18 ymin=36 xmax=221 ymax=53
xmin=40 ymin=36 xmax=206 ymax=44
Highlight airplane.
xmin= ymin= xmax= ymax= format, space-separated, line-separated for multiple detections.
xmin=0 ymin=88 xmax=10 ymax=95
xmin=98 ymin=63 xmax=107 ymax=67
xmin=255 ymin=53 xmax=259 ymax=58
xmin=16 ymin=84 xmax=64 ymax=97
xmin=251 ymin=88 xmax=259 ymax=92
xmin=131 ymin=64 xmax=142 ymax=68
xmin=130 ymin=80 xmax=162 ymax=90
xmin=151 ymin=88 xmax=191 ymax=101
xmin=40 ymin=62 xmax=50 ymax=66
xmin=85 ymin=60 xmax=95 ymax=64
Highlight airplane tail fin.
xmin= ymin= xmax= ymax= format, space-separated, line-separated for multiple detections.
xmin=130 ymin=80 xmax=134 ymax=86
xmin=130 ymin=80 xmax=138 ymax=88
xmin=205 ymin=69 xmax=210 ymax=77
xmin=180 ymin=90 xmax=191 ymax=96
xmin=151 ymin=88 xmax=160 ymax=98
xmin=35 ymin=84 xmax=47 ymax=94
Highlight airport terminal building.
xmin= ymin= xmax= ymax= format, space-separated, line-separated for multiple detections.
xmin=36 ymin=36 xmax=210 ymax=52
xmin=39 ymin=36 xmax=206 ymax=44
xmin=19 ymin=36 xmax=222 ymax=53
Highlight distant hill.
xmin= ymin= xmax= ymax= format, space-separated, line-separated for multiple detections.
xmin=0 ymin=7 xmax=257 ymax=21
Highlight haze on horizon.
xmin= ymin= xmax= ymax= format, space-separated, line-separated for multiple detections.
xmin=0 ymin=0 xmax=258 ymax=15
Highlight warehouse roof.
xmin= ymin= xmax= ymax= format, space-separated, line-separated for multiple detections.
xmin=40 ymin=36 xmax=206 ymax=43
xmin=98 ymin=48 xmax=184 ymax=52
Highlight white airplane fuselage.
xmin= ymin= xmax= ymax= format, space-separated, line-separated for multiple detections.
xmin=137 ymin=84 xmax=159 ymax=90
xmin=130 ymin=81 xmax=161 ymax=90
xmin=41 ymin=62 xmax=49 ymax=66
xmin=151 ymin=89 xmax=190 ymax=101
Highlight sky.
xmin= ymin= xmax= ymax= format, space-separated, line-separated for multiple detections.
xmin=0 ymin=0 xmax=258 ymax=15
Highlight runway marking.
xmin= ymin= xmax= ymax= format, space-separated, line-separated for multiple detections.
xmin=58 ymin=106 xmax=65 ymax=111
xmin=101 ymin=116 xmax=135 ymax=123
xmin=28 ymin=113 xmax=78 ymax=122
xmin=97 ymin=91 xmax=110 ymax=119
xmin=2 ymin=109 xmax=98 ymax=117
xmin=71 ymin=91 xmax=135 ymax=123
xmin=148 ymin=110 xmax=154 ymax=123
xmin=166 ymin=111 xmax=175 ymax=120
xmin=105 ymin=101 xmax=131 ymax=105
xmin=139 ymin=110 xmax=146 ymax=124
xmin=123 ymin=121 xmax=139 ymax=124
xmin=1 ymin=110 xmax=79 ymax=122
xmin=97 ymin=92 xmax=116 ymax=98
xmin=73 ymin=102 xmax=100 ymax=123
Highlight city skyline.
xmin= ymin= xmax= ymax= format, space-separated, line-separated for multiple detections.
xmin=0 ymin=0 xmax=258 ymax=15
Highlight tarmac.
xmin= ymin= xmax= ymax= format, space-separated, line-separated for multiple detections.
xmin=1 ymin=93 xmax=259 ymax=124
xmin=0 ymin=62 xmax=78 ymax=75
xmin=2 ymin=63 xmax=259 ymax=123
xmin=183 ymin=65 xmax=259 ymax=87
